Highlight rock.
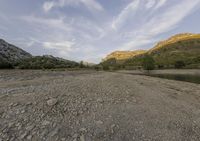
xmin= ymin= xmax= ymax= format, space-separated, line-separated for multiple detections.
xmin=61 ymin=138 xmax=66 ymax=141
xmin=26 ymin=102 xmax=32 ymax=106
xmin=96 ymin=120 xmax=103 ymax=125
xmin=13 ymin=103 xmax=19 ymax=107
xmin=73 ymin=133 xmax=78 ymax=138
xmin=20 ymin=132 xmax=28 ymax=139
xmin=80 ymin=135 xmax=85 ymax=141
xmin=80 ymin=128 xmax=87 ymax=133
xmin=21 ymin=109 xmax=25 ymax=114
xmin=9 ymin=103 xmax=14 ymax=107
xmin=49 ymin=127 xmax=59 ymax=137
xmin=47 ymin=98 xmax=58 ymax=106
xmin=27 ymin=135 xmax=32 ymax=140
xmin=97 ymin=98 xmax=104 ymax=103
xmin=42 ymin=120 xmax=51 ymax=126
xmin=26 ymin=125 xmax=35 ymax=131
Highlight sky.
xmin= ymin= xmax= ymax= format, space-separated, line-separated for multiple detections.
xmin=0 ymin=0 xmax=200 ymax=63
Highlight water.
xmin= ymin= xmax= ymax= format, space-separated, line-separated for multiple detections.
xmin=148 ymin=74 xmax=200 ymax=84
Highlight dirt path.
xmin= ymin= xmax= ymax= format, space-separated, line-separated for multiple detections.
xmin=0 ymin=70 xmax=200 ymax=141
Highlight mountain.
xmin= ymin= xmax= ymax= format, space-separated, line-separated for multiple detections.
xmin=103 ymin=33 xmax=200 ymax=69
xmin=0 ymin=39 xmax=32 ymax=68
xmin=147 ymin=33 xmax=200 ymax=68
xmin=0 ymin=39 xmax=79 ymax=69
xmin=149 ymin=33 xmax=200 ymax=52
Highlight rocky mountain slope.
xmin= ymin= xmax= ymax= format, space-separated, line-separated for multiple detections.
xmin=0 ymin=39 xmax=79 ymax=69
xmin=0 ymin=39 xmax=32 ymax=64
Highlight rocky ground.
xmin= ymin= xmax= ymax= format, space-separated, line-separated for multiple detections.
xmin=0 ymin=70 xmax=200 ymax=141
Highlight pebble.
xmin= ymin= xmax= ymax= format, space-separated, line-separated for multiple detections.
xmin=96 ymin=120 xmax=103 ymax=125
xmin=20 ymin=132 xmax=28 ymax=139
xmin=27 ymin=135 xmax=32 ymax=140
xmin=21 ymin=110 xmax=25 ymax=114
xmin=42 ymin=120 xmax=51 ymax=126
xmin=97 ymin=98 xmax=104 ymax=103
xmin=47 ymin=98 xmax=58 ymax=106
xmin=80 ymin=135 xmax=85 ymax=141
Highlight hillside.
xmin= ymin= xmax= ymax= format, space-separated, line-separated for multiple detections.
xmin=103 ymin=50 xmax=146 ymax=61
xmin=17 ymin=55 xmax=79 ymax=69
xmin=0 ymin=39 xmax=32 ymax=68
xmin=149 ymin=33 xmax=200 ymax=52
xmin=0 ymin=39 xmax=79 ymax=69
xmin=103 ymin=33 xmax=200 ymax=69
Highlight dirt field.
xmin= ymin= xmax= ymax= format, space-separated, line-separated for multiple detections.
xmin=0 ymin=70 xmax=200 ymax=141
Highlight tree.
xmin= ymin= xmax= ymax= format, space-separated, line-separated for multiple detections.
xmin=80 ymin=61 xmax=85 ymax=68
xmin=142 ymin=55 xmax=155 ymax=72
xmin=174 ymin=61 xmax=185 ymax=69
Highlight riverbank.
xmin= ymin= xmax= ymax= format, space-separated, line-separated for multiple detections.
xmin=0 ymin=70 xmax=200 ymax=141
xmin=118 ymin=69 xmax=200 ymax=75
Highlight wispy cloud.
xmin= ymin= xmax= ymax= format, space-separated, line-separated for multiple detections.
xmin=43 ymin=0 xmax=104 ymax=12
xmin=21 ymin=15 xmax=71 ymax=32
xmin=116 ymin=0 xmax=200 ymax=50
xmin=1 ymin=0 xmax=200 ymax=63
xmin=111 ymin=0 xmax=140 ymax=30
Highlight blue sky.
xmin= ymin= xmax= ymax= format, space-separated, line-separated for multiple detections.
xmin=0 ymin=0 xmax=200 ymax=63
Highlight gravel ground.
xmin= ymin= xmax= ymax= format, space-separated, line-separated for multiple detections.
xmin=0 ymin=70 xmax=200 ymax=141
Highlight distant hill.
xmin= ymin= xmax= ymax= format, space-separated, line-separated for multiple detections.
xmin=0 ymin=39 xmax=79 ymax=69
xmin=103 ymin=50 xmax=146 ymax=62
xmin=102 ymin=33 xmax=200 ymax=69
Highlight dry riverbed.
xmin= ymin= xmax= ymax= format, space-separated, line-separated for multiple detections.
xmin=0 ymin=70 xmax=200 ymax=141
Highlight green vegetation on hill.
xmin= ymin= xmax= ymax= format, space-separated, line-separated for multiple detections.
xmin=102 ymin=33 xmax=200 ymax=70
xmin=17 ymin=56 xmax=79 ymax=69
xmin=0 ymin=39 xmax=81 ymax=69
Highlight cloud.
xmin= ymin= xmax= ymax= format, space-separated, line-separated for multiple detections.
xmin=146 ymin=0 xmax=200 ymax=36
xmin=111 ymin=0 xmax=140 ymax=30
xmin=154 ymin=0 xmax=167 ymax=9
xmin=43 ymin=40 xmax=75 ymax=56
xmin=43 ymin=1 xmax=55 ymax=12
xmin=21 ymin=15 xmax=71 ymax=32
xmin=43 ymin=0 xmax=104 ymax=12
xmin=117 ymin=0 xmax=200 ymax=50
xmin=145 ymin=0 xmax=156 ymax=9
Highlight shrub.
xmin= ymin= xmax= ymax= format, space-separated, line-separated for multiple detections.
xmin=174 ymin=61 xmax=185 ymax=69
xmin=0 ymin=61 xmax=14 ymax=69
xmin=142 ymin=55 xmax=155 ymax=71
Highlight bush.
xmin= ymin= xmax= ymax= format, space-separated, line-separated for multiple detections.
xmin=103 ymin=65 xmax=109 ymax=71
xmin=142 ymin=55 xmax=155 ymax=71
xmin=0 ymin=61 xmax=14 ymax=69
xmin=174 ymin=61 xmax=185 ymax=69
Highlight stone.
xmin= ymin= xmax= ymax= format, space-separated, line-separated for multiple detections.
xmin=27 ymin=135 xmax=32 ymax=140
xmin=47 ymin=98 xmax=58 ymax=106
xmin=80 ymin=135 xmax=85 ymax=141
xmin=21 ymin=110 xmax=25 ymax=114
xmin=97 ymin=98 xmax=103 ymax=103
xmin=20 ymin=132 xmax=28 ymax=139
xmin=42 ymin=120 xmax=50 ymax=126
xmin=96 ymin=120 xmax=103 ymax=125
